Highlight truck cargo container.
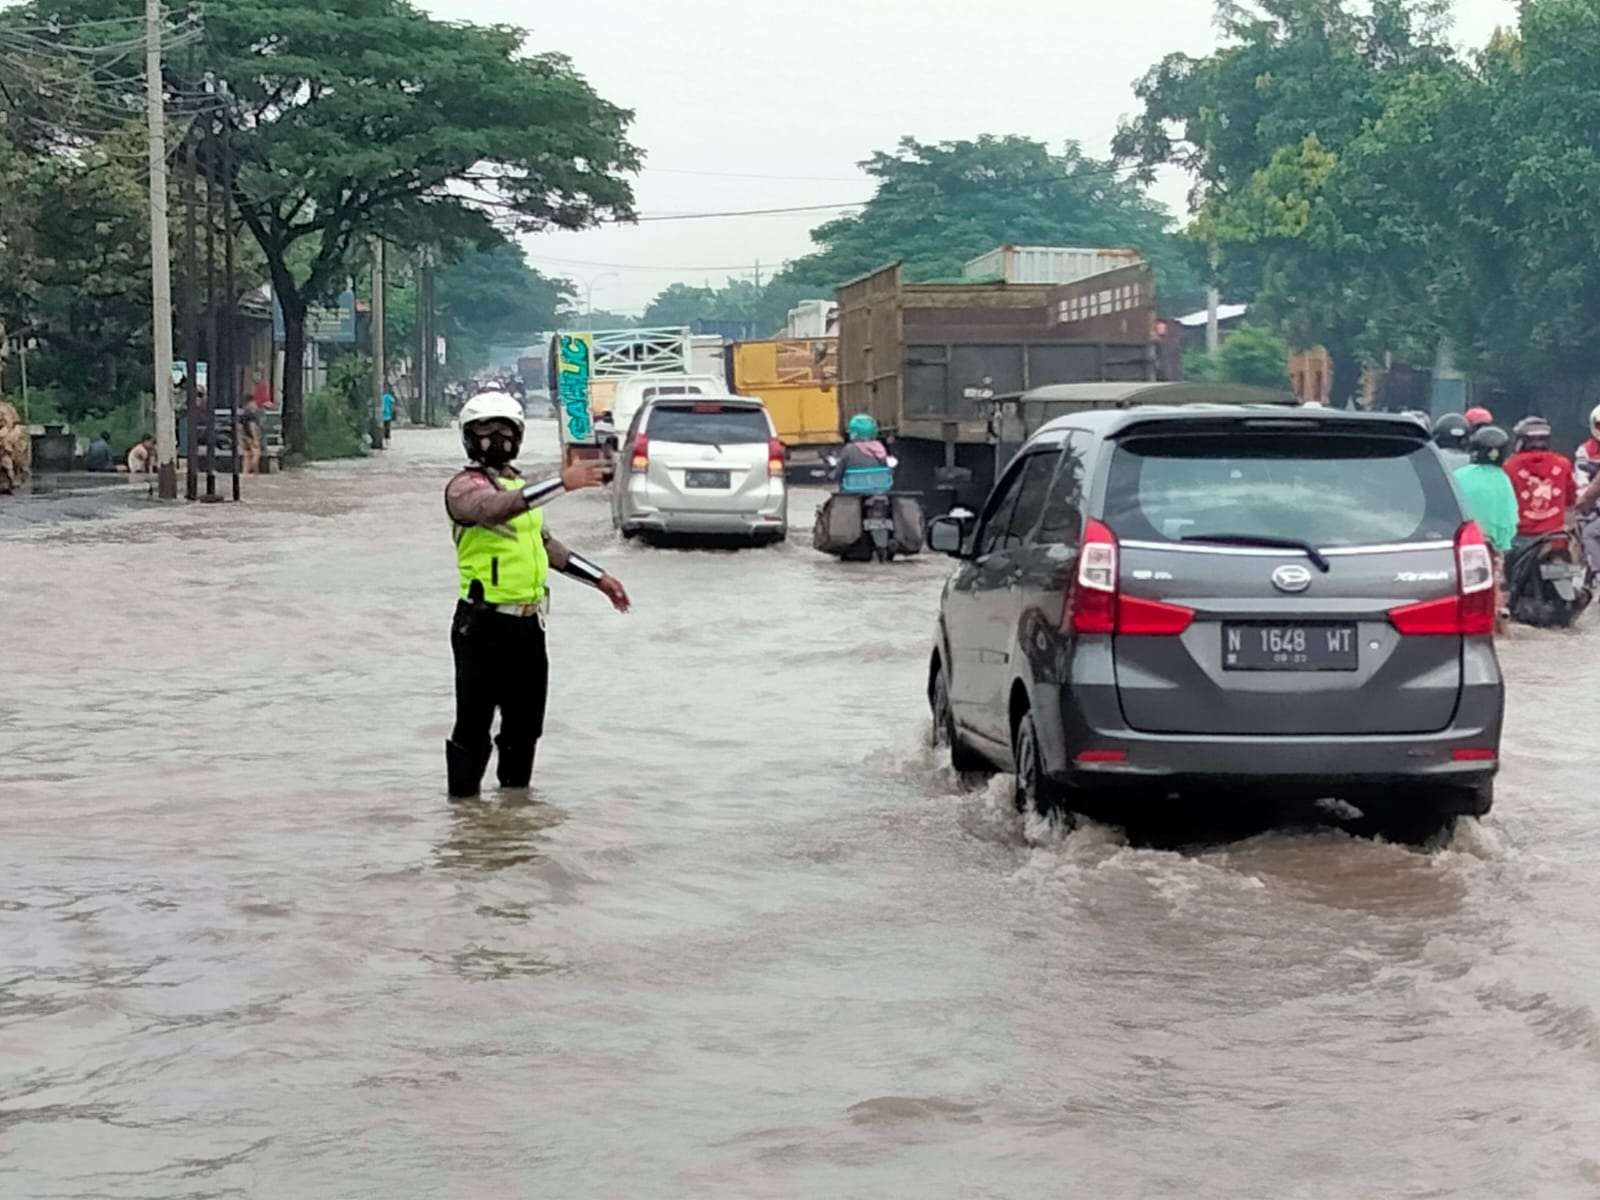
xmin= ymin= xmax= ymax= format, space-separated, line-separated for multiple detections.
xmin=962 ymin=245 xmax=1144 ymax=286
xmin=548 ymin=326 xmax=694 ymax=465
xmin=727 ymin=338 xmax=840 ymax=482
xmin=837 ymin=259 xmax=1160 ymax=509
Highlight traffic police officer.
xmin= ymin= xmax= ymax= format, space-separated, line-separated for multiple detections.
xmin=445 ymin=389 xmax=630 ymax=798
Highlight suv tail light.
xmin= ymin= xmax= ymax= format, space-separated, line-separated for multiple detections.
xmin=1065 ymin=518 xmax=1194 ymax=637
xmin=630 ymin=434 xmax=649 ymax=474
xmin=768 ymin=437 xmax=785 ymax=478
xmin=1388 ymin=521 xmax=1495 ymax=636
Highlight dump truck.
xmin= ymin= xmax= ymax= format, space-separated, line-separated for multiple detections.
xmin=837 ymin=256 xmax=1162 ymax=510
xmin=549 ymin=326 xmax=697 ymax=466
xmin=727 ymin=337 xmax=840 ymax=484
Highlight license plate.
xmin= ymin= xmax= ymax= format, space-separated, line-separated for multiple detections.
xmin=1540 ymin=562 xmax=1584 ymax=581
xmin=685 ymin=469 xmax=730 ymax=489
xmin=863 ymin=518 xmax=895 ymax=531
xmin=1223 ymin=623 xmax=1358 ymax=672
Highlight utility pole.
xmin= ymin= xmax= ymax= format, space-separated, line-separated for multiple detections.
xmin=182 ymin=116 xmax=199 ymax=500
xmin=370 ymin=239 xmax=386 ymax=450
xmin=1205 ymin=244 xmax=1222 ymax=356
xmin=222 ymin=103 xmax=239 ymax=501
xmin=416 ymin=249 xmax=429 ymax=428
xmin=754 ymin=258 xmax=762 ymax=290
xmin=146 ymin=0 xmax=178 ymax=499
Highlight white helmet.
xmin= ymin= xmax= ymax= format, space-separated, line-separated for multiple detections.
xmin=1589 ymin=403 xmax=1600 ymax=433
xmin=459 ymin=391 xmax=525 ymax=433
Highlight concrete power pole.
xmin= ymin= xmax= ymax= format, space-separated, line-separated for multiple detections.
xmin=370 ymin=239 xmax=386 ymax=450
xmin=146 ymin=0 xmax=177 ymax=499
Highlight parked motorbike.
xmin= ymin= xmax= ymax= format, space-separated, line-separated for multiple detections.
xmin=812 ymin=455 xmax=926 ymax=563
xmin=1505 ymin=530 xmax=1594 ymax=628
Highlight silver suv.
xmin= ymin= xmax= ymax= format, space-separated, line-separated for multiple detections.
xmin=612 ymin=396 xmax=788 ymax=544
xmin=927 ymin=406 xmax=1505 ymax=823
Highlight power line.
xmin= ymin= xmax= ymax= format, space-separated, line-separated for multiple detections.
xmin=642 ymin=165 xmax=867 ymax=183
xmin=621 ymin=201 xmax=869 ymax=223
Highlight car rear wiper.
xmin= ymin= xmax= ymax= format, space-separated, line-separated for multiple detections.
xmin=1180 ymin=532 xmax=1331 ymax=573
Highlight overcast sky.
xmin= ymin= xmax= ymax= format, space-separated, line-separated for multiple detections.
xmin=425 ymin=0 xmax=1519 ymax=314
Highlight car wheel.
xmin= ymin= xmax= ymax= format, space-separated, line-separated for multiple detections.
xmin=1013 ymin=708 xmax=1067 ymax=820
xmin=930 ymin=662 xmax=988 ymax=775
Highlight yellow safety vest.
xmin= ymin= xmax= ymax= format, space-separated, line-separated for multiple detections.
xmin=452 ymin=474 xmax=548 ymax=604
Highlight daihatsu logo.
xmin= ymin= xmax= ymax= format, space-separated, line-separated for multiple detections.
xmin=1272 ymin=564 xmax=1313 ymax=593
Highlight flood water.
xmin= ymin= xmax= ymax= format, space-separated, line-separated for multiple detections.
xmin=4 ymin=423 xmax=1599 ymax=1198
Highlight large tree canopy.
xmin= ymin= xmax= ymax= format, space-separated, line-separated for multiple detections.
xmin=1114 ymin=0 xmax=1454 ymax=403
xmin=774 ymin=135 xmax=1206 ymax=313
xmin=3 ymin=0 xmax=640 ymax=454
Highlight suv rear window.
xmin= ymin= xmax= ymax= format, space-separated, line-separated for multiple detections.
xmin=646 ymin=404 xmax=769 ymax=445
xmin=1104 ymin=431 xmax=1460 ymax=548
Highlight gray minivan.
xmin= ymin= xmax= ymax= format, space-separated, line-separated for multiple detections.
xmin=927 ymin=401 xmax=1505 ymax=823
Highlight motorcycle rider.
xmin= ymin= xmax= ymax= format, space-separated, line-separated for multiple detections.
xmin=444 ymin=389 xmax=629 ymax=799
xmin=1505 ymin=416 xmax=1577 ymax=555
xmin=1571 ymin=404 xmax=1600 ymax=573
xmin=1465 ymin=405 xmax=1495 ymax=429
xmin=1455 ymin=425 xmax=1518 ymax=631
xmin=1432 ymin=412 xmax=1472 ymax=472
xmin=832 ymin=413 xmax=893 ymax=493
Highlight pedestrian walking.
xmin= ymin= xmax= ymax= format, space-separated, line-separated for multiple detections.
xmin=443 ymin=389 xmax=630 ymax=798
xmin=382 ymin=385 xmax=395 ymax=446
xmin=126 ymin=434 xmax=157 ymax=475
xmin=239 ymin=398 xmax=263 ymax=475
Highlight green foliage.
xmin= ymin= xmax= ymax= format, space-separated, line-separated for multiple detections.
xmin=773 ymin=135 xmax=1206 ymax=313
xmin=303 ymin=388 xmax=368 ymax=461
xmin=435 ymin=243 xmax=575 ymax=380
xmin=639 ymin=278 xmax=812 ymax=337
xmin=325 ymin=354 xmax=374 ymax=425
xmin=1186 ymin=326 xmax=1292 ymax=387
xmin=3 ymin=0 xmax=640 ymax=456
xmin=1116 ymin=0 xmax=1454 ymax=402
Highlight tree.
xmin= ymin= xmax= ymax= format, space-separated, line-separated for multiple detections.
xmin=0 ymin=116 xmax=158 ymax=418
xmin=4 ymin=0 xmax=640 ymax=455
xmin=1114 ymin=0 xmax=1455 ymax=403
xmin=1185 ymin=325 xmax=1292 ymax=387
xmin=433 ymin=241 xmax=575 ymax=380
xmin=774 ymin=135 xmax=1206 ymax=312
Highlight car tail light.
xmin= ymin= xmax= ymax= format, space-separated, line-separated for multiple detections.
xmin=1388 ymin=522 xmax=1495 ymax=636
xmin=1065 ymin=518 xmax=1194 ymax=637
xmin=1076 ymin=749 xmax=1129 ymax=764
xmin=1452 ymin=748 xmax=1498 ymax=762
xmin=630 ymin=435 xmax=649 ymax=474
xmin=768 ymin=437 xmax=785 ymax=478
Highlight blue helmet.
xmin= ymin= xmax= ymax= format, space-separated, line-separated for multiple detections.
xmin=847 ymin=413 xmax=878 ymax=442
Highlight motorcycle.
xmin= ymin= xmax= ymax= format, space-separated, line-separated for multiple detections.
xmin=1505 ymin=529 xmax=1594 ymax=628
xmin=812 ymin=455 xmax=926 ymax=563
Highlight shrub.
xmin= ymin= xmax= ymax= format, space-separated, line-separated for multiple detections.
xmin=304 ymin=387 xmax=368 ymax=461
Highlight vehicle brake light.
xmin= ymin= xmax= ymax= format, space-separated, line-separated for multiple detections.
xmin=1065 ymin=518 xmax=1194 ymax=637
xmin=768 ymin=436 xmax=785 ymax=478
xmin=1388 ymin=522 xmax=1495 ymax=636
xmin=630 ymin=435 xmax=649 ymax=474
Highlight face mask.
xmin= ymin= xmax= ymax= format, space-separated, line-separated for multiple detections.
xmin=475 ymin=429 xmax=520 ymax=467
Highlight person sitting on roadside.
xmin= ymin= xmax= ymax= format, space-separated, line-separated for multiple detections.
xmin=84 ymin=430 xmax=115 ymax=472
xmin=126 ymin=433 xmax=157 ymax=475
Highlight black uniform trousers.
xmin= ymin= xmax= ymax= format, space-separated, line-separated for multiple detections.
xmin=449 ymin=602 xmax=550 ymax=790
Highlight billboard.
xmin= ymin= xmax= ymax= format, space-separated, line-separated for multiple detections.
xmin=555 ymin=333 xmax=594 ymax=446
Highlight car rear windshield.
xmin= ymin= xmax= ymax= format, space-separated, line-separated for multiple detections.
xmin=647 ymin=404 xmax=769 ymax=445
xmin=1104 ymin=430 xmax=1461 ymax=548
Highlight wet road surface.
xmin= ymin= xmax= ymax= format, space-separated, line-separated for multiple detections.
xmin=4 ymin=424 xmax=1599 ymax=1198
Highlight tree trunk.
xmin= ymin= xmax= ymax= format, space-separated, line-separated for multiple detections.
xmin=280 ymin=298 xmax=308 ymax=456
xmin=1330 ymin=348 xmax=1363 ymax=411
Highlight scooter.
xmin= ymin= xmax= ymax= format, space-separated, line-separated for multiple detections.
xmin=813 ymin=455 xmax=926 ymax=563
xmin=1505 ymin=530 xmax=1594 ymax=628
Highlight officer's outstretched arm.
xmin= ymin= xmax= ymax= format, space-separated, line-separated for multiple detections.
xmin=544 ymin=532 xmax=630 ymax=612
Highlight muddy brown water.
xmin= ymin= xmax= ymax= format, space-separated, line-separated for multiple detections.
xmin=3 ymin=424 xmax=1598 ymax=1198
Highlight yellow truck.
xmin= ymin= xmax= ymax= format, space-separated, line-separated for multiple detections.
xmin=728 ymin=338 xmax=840 ymax=483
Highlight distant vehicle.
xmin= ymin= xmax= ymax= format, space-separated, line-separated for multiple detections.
xmin=608 ymin=374 xmax=723 ymax=453
xmin=612 ymin=395 xmax=788 ymax=544
xmin=522 ymin=388 xmax=552 ymax=419
xmin=926 ymin=400 xmax=1504 ymax=825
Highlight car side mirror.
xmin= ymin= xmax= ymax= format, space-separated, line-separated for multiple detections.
xmin=929 ymin=509 xmax=976 ymax=558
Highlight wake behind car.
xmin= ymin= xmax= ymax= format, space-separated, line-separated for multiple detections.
xmin=927 ymin=398 xmax=1505 ymax=823
xmin=612 ymin=394 xmax=788 ymax=544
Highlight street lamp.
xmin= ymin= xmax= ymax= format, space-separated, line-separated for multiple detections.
xmin=583 ymin=272 xmax=620 ymax=317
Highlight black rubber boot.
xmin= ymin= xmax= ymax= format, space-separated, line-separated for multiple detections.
xmin=495 ymin=736 xmax=538 ymax=790
xmin=446 ymin=739 xmax=490 ymax=800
